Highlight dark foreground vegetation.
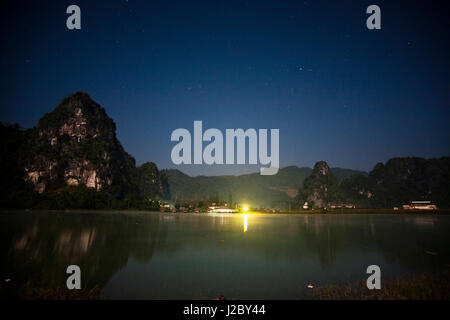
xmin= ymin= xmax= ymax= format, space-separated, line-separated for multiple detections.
xmin=0 ymin=283 xmax=100 ymax=300
xmin=2 ymin=272 xmax=448 ymax=300
xmin=311 ymin=270 xmax=450 ymax=300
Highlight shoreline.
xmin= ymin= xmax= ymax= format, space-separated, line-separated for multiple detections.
xmin=1 ymin=208 xmax=450 ymax=215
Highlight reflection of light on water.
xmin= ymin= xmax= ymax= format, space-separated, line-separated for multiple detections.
xmin=243 ymin=214 xmax=248 ymax=232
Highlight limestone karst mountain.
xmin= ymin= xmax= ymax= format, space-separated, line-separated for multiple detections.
xmin=23 ymin=92 xmax=137 ymax=194
xmin=0 ymin=92 xmax=168 ymax=209
xmin=341 ymin=157 xmax=450 ymax=208
xmin=297 ymin=161 xmax=343 ymax=208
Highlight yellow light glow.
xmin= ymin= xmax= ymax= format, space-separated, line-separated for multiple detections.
xmin=243 ymin=214 xmax=248 ymax=232
xmin=243 ymin=206 xmax=249 ymax=212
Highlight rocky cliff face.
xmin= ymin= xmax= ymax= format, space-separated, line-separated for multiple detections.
xmin=137 ymin=162 xmax=170 ymax=200
xmin=368 ymin=157 xmax=450 ymax=207
xmin=298 ymin=161 xmax=342 ymax=208
xmin=22 ymin=92 xmax=136 ymax=194
xmin=341 ymin=157 xmax=450 ymax=207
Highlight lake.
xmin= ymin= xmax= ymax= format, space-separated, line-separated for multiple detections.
xmin=1 ymin=211 xmax=449 ymax=299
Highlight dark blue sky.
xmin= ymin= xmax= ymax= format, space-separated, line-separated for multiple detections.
xmin=1 ymin=0 xmax=449 ymax=175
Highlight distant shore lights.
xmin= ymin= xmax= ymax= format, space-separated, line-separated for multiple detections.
xmin=170 ymin=121 xmax=279 ymax=175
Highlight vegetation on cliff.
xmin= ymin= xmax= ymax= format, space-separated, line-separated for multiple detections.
xmin=361 ymin=157 xmax=450 ymax=208
xmin=137 ymin=162 xmax=170 ymax=201
xmin=0 ymin=123 xmax=35 ymax=208
xmin=0 ymin=92 xmax=168 ymax=209
xmin=299 ymin=158 xmax=450 ymax=209
xmin=297 ymin=161 xmax=343 ymax=208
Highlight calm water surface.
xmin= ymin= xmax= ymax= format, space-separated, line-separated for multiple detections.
xmin=1 ymin=211 xmax=449 ymax=299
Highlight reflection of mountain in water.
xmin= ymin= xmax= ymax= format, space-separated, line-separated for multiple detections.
xmin=285 ymin=214 xmax=449 ymax=270
xmin=157 ymin=214 xmax=450 ymax=272
xmin=0 ymin=212 xmax=168 ymax=291
xmin=1 ymin=212 xmax=449 ymax=297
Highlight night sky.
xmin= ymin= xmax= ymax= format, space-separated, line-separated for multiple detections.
xmin=1 ymin=0 xmax=449 ymax=176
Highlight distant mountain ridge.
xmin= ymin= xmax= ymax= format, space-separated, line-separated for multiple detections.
xmin=162 ymin=166 xmax=366 ymax=207
xmin=165 ymin=156 xmax=450 ymax=209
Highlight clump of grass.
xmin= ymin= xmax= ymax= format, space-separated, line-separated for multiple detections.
xmin=17 ymin=286 xmax=101 ymax=300
xmin=0 ymin=283 xmax=101 ymax=300
xmin=312 ymin=271 xmax=450 ymax=300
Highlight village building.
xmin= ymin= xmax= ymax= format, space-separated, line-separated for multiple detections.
xmin=402 ymin=201 xmax=437 ymax=210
